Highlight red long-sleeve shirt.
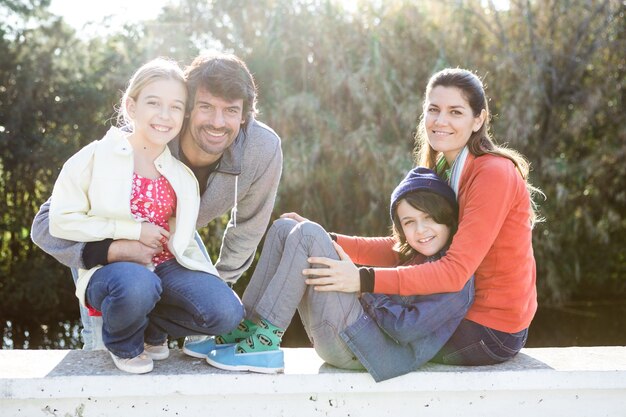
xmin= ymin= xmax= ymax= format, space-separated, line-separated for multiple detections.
xmin=336 ymin=154 xmax=537 ymax=333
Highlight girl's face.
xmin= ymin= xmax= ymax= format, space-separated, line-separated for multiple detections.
xmin=424 ymin=86 xmax=485 ymax=165
xmin=126 ymin=78 xmax=187 ymax=148
xmin=396 ymin=199 xmax=450 ymax=257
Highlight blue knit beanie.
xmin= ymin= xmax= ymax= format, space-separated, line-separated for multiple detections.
xmin=390 ymin=167 xmax=457 ymax=224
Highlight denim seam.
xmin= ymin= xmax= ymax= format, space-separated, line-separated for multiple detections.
xmin=484 ymin=327 xmax=523 ymax=355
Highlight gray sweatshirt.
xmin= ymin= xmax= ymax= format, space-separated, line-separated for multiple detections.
xmin=31 ymin=118 xmax=283 ymax=284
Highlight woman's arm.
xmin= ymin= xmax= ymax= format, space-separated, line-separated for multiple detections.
xmin=281 ymin=212 xmax=400 ymax=267
xmin=334 ymin=234 xmax=399 ymax=267
xmin=305 ymin=157 xmax=523 ymax=295
xmin=374 ymin=157 xmax=521 ymax=295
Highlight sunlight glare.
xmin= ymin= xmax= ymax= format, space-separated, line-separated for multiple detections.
xmin=49 ymin=0 xmax=170 ymax=39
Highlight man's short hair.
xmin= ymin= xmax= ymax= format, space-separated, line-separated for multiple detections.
xmin=185 ymin=52 xmax=258 ymax=122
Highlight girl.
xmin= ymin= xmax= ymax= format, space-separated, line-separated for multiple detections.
xmin=187 ymin=167 xmax=474 ymax=382
xmin=299 ymin=68 xmax=540 ymax=366
xmin=48 ymin=58 xmax=243 ymax=374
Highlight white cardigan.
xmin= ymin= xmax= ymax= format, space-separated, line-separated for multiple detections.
xmin=49 ymin=127 xmax=218 ymax=307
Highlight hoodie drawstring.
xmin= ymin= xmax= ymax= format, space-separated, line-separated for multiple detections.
xmin=231 ymin=175 xmax=239 ymax=227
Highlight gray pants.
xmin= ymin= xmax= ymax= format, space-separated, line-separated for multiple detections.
xmin=242 ymin=218 xmax=364 ymax=370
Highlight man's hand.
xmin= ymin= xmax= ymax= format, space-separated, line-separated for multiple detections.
xmin=107 ymin=239 xmax=161 ymax=264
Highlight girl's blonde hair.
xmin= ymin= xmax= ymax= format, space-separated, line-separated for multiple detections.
xmin=117 ymin=57 xmax=187 ymax=130
xmin=414 ymin=68 xmax=543 ymax=226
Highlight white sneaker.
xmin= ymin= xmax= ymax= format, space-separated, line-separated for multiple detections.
xmin=109 ymin=351 xmax=153 ymax=374
xmin=144 ymin=342 xmax=170 ymax=360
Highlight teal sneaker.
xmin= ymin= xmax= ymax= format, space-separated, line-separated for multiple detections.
xmin=206 ymin=345 xmax=284 ymax=374
xmin=182 ymin=336 xmax=233 ymax=359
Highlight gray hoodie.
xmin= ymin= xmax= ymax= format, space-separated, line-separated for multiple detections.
xmin=31 ymin=118 xmax=283 ymax=284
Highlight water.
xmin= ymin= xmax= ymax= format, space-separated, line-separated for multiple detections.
xmin=525 ymin=300 xmax=626 ymax=347
xmin=3 ymin=300 xmax=626 ymax=349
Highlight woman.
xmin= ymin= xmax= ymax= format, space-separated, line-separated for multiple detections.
xmin=304 ymin=68 xmax=540 ymax=366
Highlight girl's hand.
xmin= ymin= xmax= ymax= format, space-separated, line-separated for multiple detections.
xmin=280 ymin=212 xmax=309 ymax=223
xmin=303 ymin=241 xmax=360 ymax=293
xmin=139 ymin=223 xmax=170 ymax=249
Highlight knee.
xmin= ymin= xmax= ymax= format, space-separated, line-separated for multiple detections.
xmin=295 ymin=220 xmax=327 ymax=238
xmin=107 ymin=266 xmax=162 ymax=311
xmin=199 ymin=289 xmax=244 ymax=334
xmin=270 ymin=217 xmax=297 ymax=236
xmin=216 ymin=293 xmax=245 ymax=333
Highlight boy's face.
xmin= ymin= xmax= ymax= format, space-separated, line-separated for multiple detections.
xmin=396 ymin=200 xmax=450 ymax=257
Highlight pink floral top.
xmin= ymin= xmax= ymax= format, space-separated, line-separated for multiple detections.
xmin=88 ymin=173 xmax=178 ymax=316
xmin=130 ymin=173 xmax=177 ymax=266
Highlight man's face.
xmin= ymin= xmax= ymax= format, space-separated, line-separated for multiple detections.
xmin=186 ymin=88 xmax=245 ymax=161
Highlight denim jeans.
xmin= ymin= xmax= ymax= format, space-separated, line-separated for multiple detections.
xmin=70 ymin=267 xmax=105 ymax=350
xmin=431 ymin=318 xmax=528 ymax=365
xmin=86 ymin=260 xmax=243 ymax=358
xmin=242 ymin=218 xmax=364 ymax=370
xmin=342 ymin=276 xmax=474 ymax=382
xmin=74 ymin=232 xmax=214 ymax=351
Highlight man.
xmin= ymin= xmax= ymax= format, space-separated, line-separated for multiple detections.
xmin=31 ymin=52 xmax=283 ymax=352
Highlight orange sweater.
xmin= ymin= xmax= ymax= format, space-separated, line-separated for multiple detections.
xmin=336 ymin=154 xmax=537 ymax=333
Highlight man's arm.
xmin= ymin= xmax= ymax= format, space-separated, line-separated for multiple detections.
xmin=31 ymin=198 xmax=88 ymax=269
xmin=215 ymin=138 xmax=283 ymax=283
xmin=32 ymin=199 xmax=162 ymax=268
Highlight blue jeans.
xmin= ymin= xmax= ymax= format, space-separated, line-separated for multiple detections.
xmin=431 ymin=319 xmax=528 ymax=365
xmin=86 ymin=260 xmax=243 ymax=358
xmin=71 ymin=267 xmax=104 ymax=350
xmin=75 ymin=232 xmax=215 ymax=350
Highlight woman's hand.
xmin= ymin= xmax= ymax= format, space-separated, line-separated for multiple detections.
xmin=280 ymin=212 xmax=309 ymax=223
xmin=139 ymin=222 xmax=169 ymax=249
xmin=304 ymin=241 xmax=360 ymax=293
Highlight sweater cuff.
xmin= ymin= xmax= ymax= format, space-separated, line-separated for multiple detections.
xmin=359 ymin=267 xmax=375 ymax=293
xmin=83 ymin=239 xmax=114 ymax=269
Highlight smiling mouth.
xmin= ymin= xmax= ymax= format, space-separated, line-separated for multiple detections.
xmin=432 ymin=130 xmax=452 ymax=136
xmin=152 ymin=124 xmax=172 ymax=132
xmin=202 ymin=127 xmax=229 ymax=138
xmin=418 ymin=236 xmax=435 ymax=243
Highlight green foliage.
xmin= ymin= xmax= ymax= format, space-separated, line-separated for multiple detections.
xmin=1 ymin=0 xmax=625 ymax=346
xmin=182 ymin=0 xmax=626 ymax=302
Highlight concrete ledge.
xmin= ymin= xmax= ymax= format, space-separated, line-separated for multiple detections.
xmin=1 ymin=347 xmax=625 ymax=416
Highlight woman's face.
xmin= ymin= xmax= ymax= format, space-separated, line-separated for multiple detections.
xmin=424 ymin=86 xmax=485 ymax=165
